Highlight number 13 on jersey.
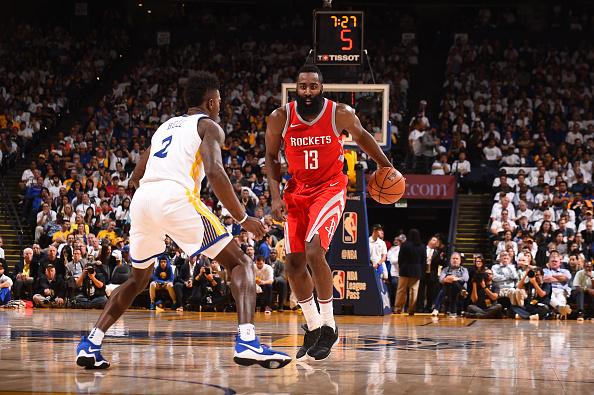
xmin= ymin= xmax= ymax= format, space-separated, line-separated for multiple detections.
xmin=304 ymin=149 xmax=319 ymax=170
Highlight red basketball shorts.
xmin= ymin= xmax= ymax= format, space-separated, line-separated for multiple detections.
xmin=283 ymin=174 xmax=348 ymax=254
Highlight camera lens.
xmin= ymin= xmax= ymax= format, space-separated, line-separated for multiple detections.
xmin=527 ymin=270 xmax=535 ymax=278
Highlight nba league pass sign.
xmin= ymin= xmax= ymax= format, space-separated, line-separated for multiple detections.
xmin=328 ymin=192 xmax=391 ymax=315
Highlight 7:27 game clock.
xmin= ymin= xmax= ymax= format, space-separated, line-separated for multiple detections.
xmin=314 ymin=11 xmax=364 ymax=66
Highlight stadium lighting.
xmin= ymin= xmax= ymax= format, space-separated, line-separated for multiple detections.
xmin=138 ymin=3 xmax=143 ymax=6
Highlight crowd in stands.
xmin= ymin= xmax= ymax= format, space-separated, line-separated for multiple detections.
xmin=0 ymin=16 xmax=130 ymax=173
xmin=375 ymin=228 xmax=593 ymax=321
xmin=7 ymin=6 xmax=591 ymax=318
xmin=399 ymin=5 xmax=594 ymax=320
xmin=1 ymin=8 xmax=419 ymax=311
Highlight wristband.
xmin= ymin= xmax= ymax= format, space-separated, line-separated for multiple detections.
xmin=237 ymin=214 xmax=248 ymax=224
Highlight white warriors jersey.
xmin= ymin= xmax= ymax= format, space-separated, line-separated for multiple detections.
xmin=141 ymin=113 xmax=208 ymax=195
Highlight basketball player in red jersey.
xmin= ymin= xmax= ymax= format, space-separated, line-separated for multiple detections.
xmin=265 ymin=64 xmax=394 ymax=361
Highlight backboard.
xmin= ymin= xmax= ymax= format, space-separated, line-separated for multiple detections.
xmin=281 ymin=83 xmax=391 ymax=150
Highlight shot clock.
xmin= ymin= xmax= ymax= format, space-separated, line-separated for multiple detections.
xmin=314 ymin=10 xmax=364 ymax=66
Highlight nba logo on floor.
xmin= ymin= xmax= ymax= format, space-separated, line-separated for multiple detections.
xmin=342 ymin=212 xmax=358 ymax=244
xmin=332 ymin=270 xmax=346 ymax=300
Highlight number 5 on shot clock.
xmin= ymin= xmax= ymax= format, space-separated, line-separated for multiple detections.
xmin=314 ymin=10 xmax=364 ymax=66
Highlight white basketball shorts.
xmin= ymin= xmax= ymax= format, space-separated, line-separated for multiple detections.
xmin=129 ymin=180 xmax=231 ymax=269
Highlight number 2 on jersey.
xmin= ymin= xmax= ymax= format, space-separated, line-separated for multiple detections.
xmin=154 ymin=135 xmax=173 ymax=158
xmin=304 ymin=149 xmax=318 ymax=170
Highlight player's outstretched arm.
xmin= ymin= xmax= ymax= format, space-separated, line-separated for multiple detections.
xmin=265 ymin=107 xmax=288 ymax=222
xmin=129 ymin=145 xmax=151 ymax=189
xmin=198 ymin=119 xmax=265 ymax=238
xmin=336 ymin=104 xmax=393 ymax=169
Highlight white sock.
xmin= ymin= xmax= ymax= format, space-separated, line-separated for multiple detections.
xmin=298 ymin=295 xmax=322 ymax=330
xmin=238 ymin=323 xmax=256 ymax=342
xmin=318 ymin=297 xmax=336 ymax=330
xmin=88 ymin=328 xmax=105 ymax=346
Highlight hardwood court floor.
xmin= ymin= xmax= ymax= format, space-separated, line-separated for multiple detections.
xmin=0 ymin=309 xmax=592 ymax=394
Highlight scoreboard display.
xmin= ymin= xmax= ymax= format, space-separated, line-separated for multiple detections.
xmin=314 ymin=11 xmax=364 ymax=66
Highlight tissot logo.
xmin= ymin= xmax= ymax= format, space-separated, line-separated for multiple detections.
xmin=317 ymin=54 xmax=361 ymax=62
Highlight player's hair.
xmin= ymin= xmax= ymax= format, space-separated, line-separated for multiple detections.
xmin=297 ymin=63 xmax=323 ymax=83
xmin=184 ymin=71 xmax=220 ymax=107
xmin=255 ymin=255 xmax=266 ymax=262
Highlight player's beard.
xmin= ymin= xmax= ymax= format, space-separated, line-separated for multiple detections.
xmin=296 ymin=93 xmax=324 ymax=118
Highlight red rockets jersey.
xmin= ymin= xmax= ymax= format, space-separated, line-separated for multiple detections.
xmin=282 ymin=98 xmax=344 ymax=186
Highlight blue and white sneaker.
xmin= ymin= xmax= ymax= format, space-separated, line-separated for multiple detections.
xmin=76 ymin=336 xmax=110 ymax=369
xmin=233 ymin=335 xmax=292 ymax=369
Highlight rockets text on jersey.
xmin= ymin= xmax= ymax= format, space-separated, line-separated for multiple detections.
xmin=282 ymin=98 xmax=344 ymax=186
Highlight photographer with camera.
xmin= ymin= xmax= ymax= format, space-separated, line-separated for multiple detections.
xmin=73 ymin=261 xmax=107 ymax=309
xmin=511 ymin=267 xmax=552 ymax=320
xmin=32 ymin=264 xmax=66 ymax=308
xmin=466 ymin=269 xmax=503 ymax=318
xmin=438 ymin=252 xmax=468 ymax=318
xmin=572 ymin=261 xmax=594 ymax=321
xmin=188 ymin=259 xmax=226 ymax=312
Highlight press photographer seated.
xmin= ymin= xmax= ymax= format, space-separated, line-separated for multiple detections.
xmin=188 ymin=259 xmax=227 ymax=312
xmin=511 ymin=267 xmax=552 ymax=320
xmin=466 ymin=269 xmax=503 ymax=318
xmin=73 ymin=262 xmax=108 ymax=309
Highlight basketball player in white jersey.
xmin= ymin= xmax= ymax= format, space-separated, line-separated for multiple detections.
xmin=76 ymin=72 xmax=291 ymax=370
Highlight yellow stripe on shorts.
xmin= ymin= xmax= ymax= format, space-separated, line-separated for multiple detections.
xmin=185 ymin=189 xmax=227 ymax=236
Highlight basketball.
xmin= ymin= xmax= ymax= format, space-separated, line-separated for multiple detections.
xmin=367 ymin=167 xmax=405 ymax=204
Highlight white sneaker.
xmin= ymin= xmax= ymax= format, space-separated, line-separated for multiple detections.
xmin=431 ymin=309 xmax=439 ymax=317
xmin=529 ymin=314 xmax=539 ymax=320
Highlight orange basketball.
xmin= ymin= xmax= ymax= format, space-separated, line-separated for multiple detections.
xmin=367 ymin=167 xmax=405 ymax=204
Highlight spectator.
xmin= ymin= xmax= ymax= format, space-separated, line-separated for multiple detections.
xmin=222 ymin=215 xmax=241 ymax=236
xmin=0 ymin=237 xmax=4 ymax=259
xmin=74 ymin=262 xmax=108 ymax=309
xmin=572 ymin=261 xmax=594 ymax=321
xmin=491 ymin=251 xmax=519 ymax=307
xmin=32 ymin=264 xmax=66 ymax=308
xmin=431 ymin=153 xmax=451 ymax=175
xmin=106 ymin=254 xmax=131 ymax=298
xmin=268 ymin=250 xmax=287 ymax=311
xmin=253 ymin=255 xmax=274 ymax=314
xmin=149 ymin=255 xmax=177 ymax=310
xmin=438 ymin=252 xmax=469 ymax=318
xmin=97 ymin=220 xmax=118 ymax=246
xmin=257 ymin=234 xmax=272 ymax=260
xmin=35 ymin=203 xmax=56 ymax=243
xmin=369 ymin=224 xmax=388 ymax=281
xmin=13 ymin=247 xmax=39 ymax=300
xmin=543 ymin=252 xmax=572 ymax=318
xmin=451 ymin=151 xmax=471 ymax=191
xmin=0 ymin=259 xmax=13 ymax=305
xmin=173 ymin=255 xmax=200 ymax=311
xmin=387 ymin=235 xmax=405 ymax=309
xmin=65 ymin=248 xmax=86 ymax=297
xmin=417 ymin=236 xmax=442 ymax=313
xmin=394 ymin=228 xmax=424 ymax=315
xmin=466 ymin=268 xmax=503 ymax=318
